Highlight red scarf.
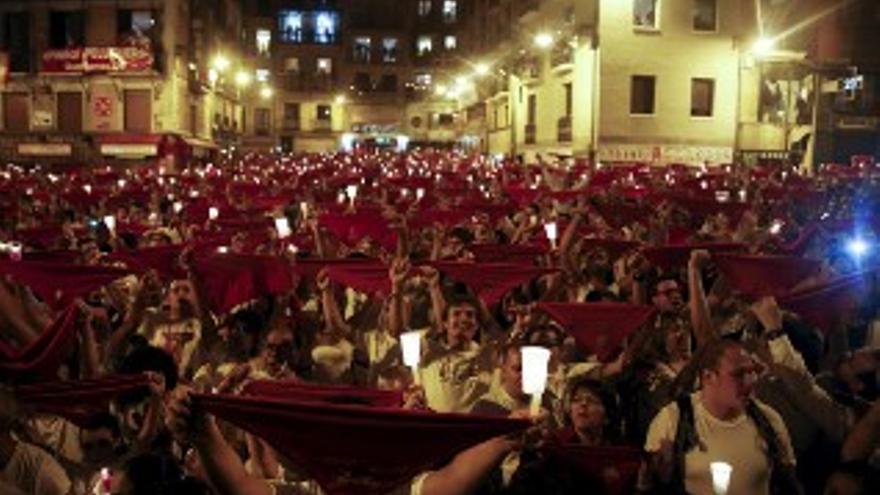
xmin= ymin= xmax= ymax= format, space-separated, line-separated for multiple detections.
xmin=713 ymin=253 xmax=822 ymax=298
xmin=15 ymin=374 xmax=149 ymax=426
xmin=194 ymin=393 xmax=530 ymax=495
xmin=0 ymin=305 xmax=80 ymax=380
xmin=778 ymin=270 xmax=875 ymax=334
xmin=243 ymin=380 xmax=403 ymax=408
xmin=431 ymin=262 xmax=557 ymax=306
xmin=537 ymin=302 xmax=655 ymax=361
xmin=0 ymin=260 xmax=132 ymax=309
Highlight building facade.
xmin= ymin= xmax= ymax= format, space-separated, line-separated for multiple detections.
xmin=0 ymin=0 xmax=247 ymax=165
xmin=239 ymin=0 xmax=462 ymax=153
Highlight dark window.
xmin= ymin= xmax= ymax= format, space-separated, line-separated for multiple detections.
xmin=527 ymin=94 xmax=537 ymax=124
xmin=353 ymin=72 xmax=371 ymax=92
xmin=49 ymin=10 xmax=85 ymax=48
xmin=630 ymin=75 xmax=656 ymax=114
xmin=124 ymin=89 xmax=151 ymax=132
xmin=56 ymin=92 xmax=83 ymax=133
xmin=693 ymin=0 xmax=717 ymax=31
xmin=691 ymin=78 xmax=715 ymax=117
xmin=378 ymin=74 xmax=398 ymax=92
xmin=255 ymin=108 xmax=271 ymax=135
xmin=1 ymin=12 xmax=31 ymax=72
xmin=283 ymin=103 xmax=300 ymax=129
xmin=3 ymin=92 xmax=29 ymax=133
xmin=316 ymin=105 xmax=331 ymax=121
xmin=117 ymin=9 xmax=156 ymax=41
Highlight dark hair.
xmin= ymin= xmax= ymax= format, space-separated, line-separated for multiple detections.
xmin=442 ymin=293 xmax=481 ymax=321
xmin=565 ymin=377 xmax=620 ymax=441
xmin=123 ymin=453 xmax=210 ymax=495
xmin=80 ymin=412 xmax=120 ymax=437
xmin=116 ymin=346 xmax=178 ymax=406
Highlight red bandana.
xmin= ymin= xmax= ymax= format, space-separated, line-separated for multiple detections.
xmin=713 ymin=253 xmax=823 ymax=298
xmin=15 ymin=374 xmax=149 ymax=426
xmin=431 ymin=262 xmax=557 ymax=306
xmin=194 ymin=393 xmax=530 ymax=495
xmin=0 ymin=305 xmax=80 ymax=380
xmin=537 ymin=302 xmax=656 ymax=361
xmin=243 ymin=380 xmax=403 ymax=408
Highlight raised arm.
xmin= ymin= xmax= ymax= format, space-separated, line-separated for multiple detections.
xmin=317 ymin=268 xmax=350 ymax=337
xmin=418 ymin=436 xmax=517 ymax=495
xmin=387 ymin=258 xmax=409 ymax=338
xmin=687 ymin=249 xmax=715 ymax=349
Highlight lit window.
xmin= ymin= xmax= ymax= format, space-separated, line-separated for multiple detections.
xmin=284 ymin=57 xmax=299 ymax=73
xmin=256 ymin=69 xmax=270 ymax=82
xmin=256 ymin=29 xmax=271 ymax=55
xmin=415 ymin=73 xmax=432 ymax=87
xmin=444 ymin=35 xmax=456 ymax=50
xmin=442 ymin=1 xmax=457 ymax=23
xmin=418 ymin=0 xmax=432 ymax=17
xmin=633 ymin=0 xmax=659 ymax=30
xmin=354 ymin=37 xmax=371 ymax=63
xmin=317 ymin=104 xmax=331 ymax=121
xmin=278 ymin=11 xmax=303 ymax=43
xmin=382 ymin=38 xmax=399 ymax=63
xmin=417 ymin=36 xmax=433 ymax=56
xmin=315 ymin=12 xmax=339 ymax=44
xmin=317 ymin=58 xmax=333 ymax=75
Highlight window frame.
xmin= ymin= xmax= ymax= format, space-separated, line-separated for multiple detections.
xmin=633 ymin=0 xmax=661 ymax=32
xmin=690 ymin=77 xmax=715 ymax=118
xmin=630 ymin=75 xmax=657 ymax=116
xmin=692 ymin=0 xmax=718 ymax=33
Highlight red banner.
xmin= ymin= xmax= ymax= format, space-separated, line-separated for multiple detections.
xmin=42 ymin=46 xmax=153 ymax=73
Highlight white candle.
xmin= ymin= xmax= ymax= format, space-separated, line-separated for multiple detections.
xmin=117 ymin=179 xmax=126 ymax=188
xmin=521 ymin=346 xmax=551 ymax=417
xmin=346 ymin=184 xmax=358 ymax=202
xmin=400 ymin=331 xmax=422 ymax=385
xmin=217 ymin=246 xmax=229 ymax=254
xmin=173 ymin=201 xmax=183 ymax=213
xmin=710 ymin=461 xmax=732 ymax=495
xmin=103 ymin=215 xmax=116 ymax=232
xmin=8 ymin=241 xmax=22 ymax=261
xmin=84 ymin=184 xmax=92 ymax=194
xmin=299 ymin=201 xmax=309 ymax=218
xmin=209 ymin=207 xmax=219 ymax=220
xmin=544 ymin=222 xmax=558 ymax=249
xmin=275 ymin=217 xmax=292 ymax=239
xmin=416 ymin=188 xmax=425 ymax=200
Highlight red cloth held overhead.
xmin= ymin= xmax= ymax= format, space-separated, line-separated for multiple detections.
xmin=194 ymin=393 xmax=530 ymax=495
xmin=537 ymin=302 xmax=655 ymax=361
xmin=779 ymin=270 xmax=876 ymax=334
xmin=243 ymin=380 xmax=403 ymax=408
xmin=641 ymin=242 xmax=744 ymax=271
xmin=191 ymin=253 xmax=294 ymax=314
xmin=469 ymin=243 xmax=547 ymax=264
xmin=0 ymin=260 xmax=132 ymax=308
xmin=108 ymin=245 xmax=186 ymax=280
xmin=319 ymin=211 xmax=398 ymax=252
xmin=324 ymin=263 xmax=393 ymax=295
xmin=291 ymin=258 xmax=382 ymax=281
xmin=15 ymin=374 xmax=150 ymax=426
xmin=431 ymin=262 xmax=557 ymax=306
xmin=579 ymin=238 xmax=642 ymax=260
xmin=547 ymin=444 xmax=644 ymax=495
xmin=713 ymin=253 xmax=822 ymax=298
xmin=0 ymin=305 xmax=80 ymax=380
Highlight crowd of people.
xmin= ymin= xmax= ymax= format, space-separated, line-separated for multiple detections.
xmin=0 ymin=150 xmax=878 ymax=495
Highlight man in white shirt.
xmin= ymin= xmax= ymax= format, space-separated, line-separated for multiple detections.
xmin=643 ymin=338 xmax=800 ymax=495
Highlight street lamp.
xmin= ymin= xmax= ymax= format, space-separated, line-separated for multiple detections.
xmin=260 ymin=86 xmax=274 ymax=99
xmin=335 ymin=94 xmax=347 ymax=104
xmin=235 ymin=70 xmax=252 ymax=87
xmin=474 ymin=62 xmax=490 ymax=77
xmin=752 ymin=37 xmax=776 ymax=57
xmin=435 ymin=84 xmax=448 ymax=96
xmin=212 ymin=54 xmax=230 ymax=72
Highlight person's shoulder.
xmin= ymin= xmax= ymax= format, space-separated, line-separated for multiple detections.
xmin=752 ymin=398 xmax=785 ymax=424
xmin=470 ymin=398 xmax=510 ymax=417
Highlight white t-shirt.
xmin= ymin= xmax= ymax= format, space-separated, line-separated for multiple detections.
xmin=1 ymin=441 xmax=72 ymax=495
xmin=645 ymin=393 xmax=795 ymax=495
xmin=420 ymin=340 xmax=489 ymax=413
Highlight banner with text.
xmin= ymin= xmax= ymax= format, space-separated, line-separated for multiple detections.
xmin=42 ymin=47 xmax=153 ymax=74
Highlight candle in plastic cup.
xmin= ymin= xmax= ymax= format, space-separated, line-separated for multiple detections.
xmin=544 ymin=222 xmax=558 ymax=248
xmin=217 ymin=246 xmax=228 ymax=254
xmin=299 ymin=201 xmax=309 ymax=218
xmin=103 ymin=215 xmax=116 ymax=232
xmin=8 ymin=241 xmax=22 ymax=261
xmin=173 ymin=201 xmax=183 ymax=213
xmin=209 ymin=207 xmax=219 ymax=220
xmin=84 ymin=184 xmax=92 ymax=194
xmin=400 ymin=331 xmax=422 ymax=385
xmin=275 ymin=217 xmax=292 ymax=239
xmin=710 ymin=461 xmax=732 ymax=495
xmin=346 ymin=184 xmax=358 ymax=200
xmin=416 ymin=188 xmax=425 ymax=200
xmin=521 ymin=346 xmax=550 ymax=396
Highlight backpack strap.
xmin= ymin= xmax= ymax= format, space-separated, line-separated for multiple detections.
xmin=667 ymin=395 xmax=699 ymax=494
xmin=745 ymin=399 xmax=804 ymax=495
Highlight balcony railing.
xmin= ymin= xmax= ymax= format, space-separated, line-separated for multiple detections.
xmin=312 ymin=119 xmax=332 ymax=132
xmin=557 ymin=116 xmax=572 ymax=143
xmin=524 ymin=124 xmax=536 ymax=145
xmin=282 ymin=117 xmax=301 ymax=131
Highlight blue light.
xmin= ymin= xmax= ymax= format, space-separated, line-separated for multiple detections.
xmin=847 ymin=238 xmax=870 ymax=258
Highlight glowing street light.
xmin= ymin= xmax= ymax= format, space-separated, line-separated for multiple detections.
xmin=435 ymin=84 xmax=447 ymax=96
xmin=534 ymin=33 xmax=554 ymax=48
xmin=260 ymin=86 xmax=274 ymax=99
xmin=474 ymin=62 xmax=490 ymax=76
xmin=212 ymin=54 xmax=230 ymax=72
xmin=235 ymin=70 xmax=252 ymax=87
xmin=752 ymin=37 xmax=776 ymax=57
xmin=335 ymin=94 xmax=347 ymax=104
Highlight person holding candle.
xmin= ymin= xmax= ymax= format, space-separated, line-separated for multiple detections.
xmin=641 ymin=338 xmax=800 ymax=495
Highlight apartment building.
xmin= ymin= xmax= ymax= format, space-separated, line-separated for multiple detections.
xmin=0 ymin=0 xmax=246 ymax=165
